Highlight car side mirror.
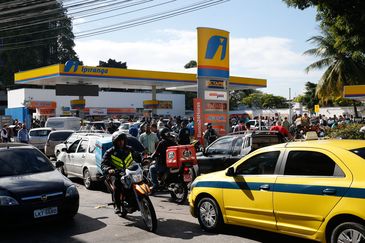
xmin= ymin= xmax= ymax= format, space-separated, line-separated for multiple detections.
xmin=226 ymin=167 xmax=235 ymax=177
xmin=55 ymin=161 xmax=64 ymax=168
xmin=61 ymin=147 xmax=67 ymax=152
xmin=232 ymin=149 xmax=240 ymax=156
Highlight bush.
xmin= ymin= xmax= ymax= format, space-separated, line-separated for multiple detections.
xmin=328 ymin=124 xmax=365 ymax=139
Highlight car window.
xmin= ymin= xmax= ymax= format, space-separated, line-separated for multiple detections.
xmin=236 ymin=151 xmax=280 ymax=175
xmin=207 ymin=137 xmax=235 ymax=155
xmin=77 ymin=140 xmax=88 ymax=153
xmin=284 ymin=151 xmax=342 ymax=176
xmin=350 ymin=147 xmax=365 ymax=160
xmin=89 ymin=141 xmax=96 ymax=153
xmin=46 ymin=121 xmax=64 ymax=128
xmin=29 ymin=129 xmax=51 ymax=137
xmin=0 ymin=148 xmax=54 ymax=177
xmin=49 ymin=132 xmax=73 ymax=141
xmin=68 ymin=139 xmax=81 ymax=153
xmin=232 ymin=137 xmax=243 ymax=154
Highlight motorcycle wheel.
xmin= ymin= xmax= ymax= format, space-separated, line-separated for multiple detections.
xmin=139 ymin=196 xmax=157 ymax=233
xmin=170 ymin=182 xmax=188 ymax=204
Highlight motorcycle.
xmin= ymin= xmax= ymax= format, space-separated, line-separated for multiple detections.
xmin=142 ymin=145 xmax=197 ymax=204
xmin=104 ymin=162 xmax=158 ymax=232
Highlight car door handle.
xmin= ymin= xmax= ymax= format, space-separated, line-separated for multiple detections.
xmin=322 ymin=188 xmax=337 ymax=195
xmin=81 ymin=155 xmax=86 ymax=159
xmin=259 ymin=184 xmax=270 ymax=191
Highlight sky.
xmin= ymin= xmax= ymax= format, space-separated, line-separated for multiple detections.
xmin=73 ymin=0 xmax=323 ymax=99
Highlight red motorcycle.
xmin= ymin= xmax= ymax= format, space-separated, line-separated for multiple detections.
xmin=143 ymin=145 xmax=197 ymax=204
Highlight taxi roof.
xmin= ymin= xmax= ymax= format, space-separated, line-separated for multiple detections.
xmin=274 ymin=139 xmax=365 ymax=151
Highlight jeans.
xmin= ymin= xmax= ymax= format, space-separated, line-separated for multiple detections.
xmin=149 ymin=162 xmax=167 ymax=190
xmin=110 ymin=174 xmax=123 ymax=209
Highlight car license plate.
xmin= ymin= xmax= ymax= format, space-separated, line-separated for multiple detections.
xmin=34 ymin=207 xmax=58 ymax=218
xmin=183 ymin=173 xmax=192 ymax=182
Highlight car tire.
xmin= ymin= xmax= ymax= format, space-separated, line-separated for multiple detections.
xmin=197 ymin=197 xmax=223 ymax=232
xmin=83 ymin=168 xmax=94 ymax=190
xmin=330 ymin=221 xmax=365 ymax=243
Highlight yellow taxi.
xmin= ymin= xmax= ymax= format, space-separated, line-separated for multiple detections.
xmin=189 ymin=140 xmax=365 ymax=242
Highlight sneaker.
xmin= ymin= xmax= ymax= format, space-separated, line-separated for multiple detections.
xmin=114 ymin=206 xmax=121 ymax=214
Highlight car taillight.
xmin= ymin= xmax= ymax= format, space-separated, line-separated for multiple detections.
xmin=184 ymin=167 xmax=190 ymax=172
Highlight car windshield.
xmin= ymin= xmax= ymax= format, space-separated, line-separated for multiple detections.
xmin=121 ymin=123 xmax=130 ymax=129
xmin=49 ymin=131 xmax=73 ymax=141
xmin=350 ymin=147 xmax=365 ymax=160
xmin=0 ymin=148 xmax=54 ymax=177
xmin=46 ymin=121 xmax=64 ymax=128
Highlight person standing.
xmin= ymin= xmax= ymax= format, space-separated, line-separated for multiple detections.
xmin=203 ymin=123 xmax=218 ymax=147
xmin=282 ymin=117 xmax=290 ymax=131
xmin=1 ymin=124 xmax=9 ymax=143
xmin=139 ymin=123 xmax=159 ymax=155
xmin=178 ymin=121 xmax=190 ymax=145
xmin=17 ymin=124 xmax=29 ymax=143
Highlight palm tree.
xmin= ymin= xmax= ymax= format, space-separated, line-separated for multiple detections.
xmin=304 ymin=29 xmax=365 ymax=117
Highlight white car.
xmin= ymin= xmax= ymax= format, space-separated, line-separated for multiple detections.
xmin=57 ymin=134 xmax=111 ymax=189
xmin=28 ymin=127 xmax=53 ymax=151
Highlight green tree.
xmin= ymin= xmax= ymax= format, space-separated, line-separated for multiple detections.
xmin=98 ymin=59 xmax=127 ymax=68
xmin=184 ymin=60 xmax=197 ymax=69
xmin=283 ymin=0 xmax=365 ymax=55
xmin=230 ymin=89 xmax=259 ymax=110
xmin=300 ymin=82 xmax=319 ymax=112
xmin=242 ymin=93 xmax=289 ymax=109
xmin=0 ymin=0 xmax=79 ymax=87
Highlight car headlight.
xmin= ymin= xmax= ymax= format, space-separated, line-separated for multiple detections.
xmin=65 ymin=185 xmax=79 ymax=198
xmin=0 ymin=196 xmax=19 ymax=206
xmin=131 ymin=174 xmax=143 ymax=183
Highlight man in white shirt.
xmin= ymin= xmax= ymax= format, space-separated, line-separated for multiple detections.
xmin=1 ymin=124 xmax=9 ymax=143
xmin=139 ymin=123 xmax=159 ymax=154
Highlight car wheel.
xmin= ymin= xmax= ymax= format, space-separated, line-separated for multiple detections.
xmin=197 ymin=197 xmax=222 ymax=232
xmin=330 ymin=221 xmax=365 ymax=243
xmin=83 ymin=168 xmax=94 ymax=190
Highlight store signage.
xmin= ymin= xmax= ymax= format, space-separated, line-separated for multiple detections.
xmin=204 ymin=91 xmax=227 ymax=101
xmin=89 ymin=108 xmax=107 ymax=116
xmin=204 ymin=114 xmax=227 ymax=124
xmin=206 ymin=80 xmax=225 ymax=89
xmin=70 ymin=99 xmax=85 ymax=110
xmin=64 ymin=60 xmax=108 ymax=75
xmin=205 ymin=102 xmax=227 ymax=112
xmin=27 ymin=101 xmax=56 ymax=109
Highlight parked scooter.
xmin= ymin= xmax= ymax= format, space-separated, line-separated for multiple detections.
xmin=104 ymin=161 xmax=157 ymax=232
xmin=143 ymin=145 xmax=197 ymax=204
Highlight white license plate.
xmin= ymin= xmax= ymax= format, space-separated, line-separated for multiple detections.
xmin=183 ymin=173 xmax=192 ymax=182
xmin=34 ymin=207 xmax=58 ymax=218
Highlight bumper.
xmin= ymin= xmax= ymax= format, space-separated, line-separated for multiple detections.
xmin=188 ymin=193 xmax=196 ymax=217
xmin=0 ymin=197 xmax=79 ymax=226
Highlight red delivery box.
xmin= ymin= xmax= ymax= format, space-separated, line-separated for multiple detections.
xmin=166 ymin=145 xmax=197 ymax=168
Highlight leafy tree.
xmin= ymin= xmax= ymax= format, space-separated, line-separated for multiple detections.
xmin=242 ymin=93 xmax=289 ymax=109
xmin=299 ymin=82 xmax=319 ymax=112
xmin=230 ymin=89 xmax=259 ymax=110
xmin=0 ymin=0 xmax=79 ymax=87
xmin=184 ymin=60 xmax=197 ymax=69
xmin=98 ymin=59 xmax=127 ymax=68
xmin=283 ymin=0 xmax=365 ymax=55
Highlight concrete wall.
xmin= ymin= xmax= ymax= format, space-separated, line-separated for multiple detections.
xmin=7 ymin=88 xmax=185 ymax=116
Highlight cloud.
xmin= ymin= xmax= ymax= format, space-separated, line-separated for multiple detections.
xmin=74 ymin=29 xmax=322 ymax=98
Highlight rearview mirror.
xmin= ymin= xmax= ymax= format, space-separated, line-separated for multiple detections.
xmin=226 ymin=167 xmax=235 ymax=177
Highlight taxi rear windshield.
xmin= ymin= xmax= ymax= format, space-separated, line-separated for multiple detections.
xmin=350 ymin=147 xmax=365 ymax=159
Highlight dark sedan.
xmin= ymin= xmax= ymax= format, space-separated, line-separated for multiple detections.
xmin=0 ymin=143 xmax=79 ymax=225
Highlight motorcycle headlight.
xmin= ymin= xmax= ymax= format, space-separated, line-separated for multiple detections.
xmin=131 ymin=174 xmax=143 ymax=183
xmin=65 ymin=185 xmax=79 ymax=198
xmin=0 ymin=196 xmax=19 ymax=206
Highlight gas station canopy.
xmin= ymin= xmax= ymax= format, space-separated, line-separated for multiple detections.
xmin=14 ymin=63 xmax=267 ymax=92
xmin=344 ymin=85 xmax=365 ymax=101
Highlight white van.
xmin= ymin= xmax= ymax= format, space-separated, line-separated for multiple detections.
xmin=45 ymin=117 xmax=81 ymax=131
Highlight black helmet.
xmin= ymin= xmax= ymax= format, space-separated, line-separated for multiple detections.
xmin=112 ymin=131 xmax=127 ymax=147
xmin=159 ymin=127 xmax=171 ymax=140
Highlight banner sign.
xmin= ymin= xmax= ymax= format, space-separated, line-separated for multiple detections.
xmin=205 ymin=102 xmax=227 ymax=112
xmin=158 ymin=100 xmax=173 ymax=109
xmin=206 ymin=80 xmax=225 ymax=89
xmin=193 ymin=98 xmax=203 ymax=144
xmin=89 ymin=108 xmax=107 ymax=116
xmin=204 ymin=91 xmax=227 ymax=101
xmin=28 ymin=101 xmax=56 ymax=109
xmin=70 ymin=99 xmax=86 ymax=110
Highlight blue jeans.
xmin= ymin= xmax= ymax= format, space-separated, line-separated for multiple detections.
xmin=149 ymin=162 xmax=167 ymax=190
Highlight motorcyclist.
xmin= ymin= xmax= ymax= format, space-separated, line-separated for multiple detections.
xmin=149 ymin=128 xmax=177 ymax=192
xmin=101 ymin=131 xmax=141 ymax=214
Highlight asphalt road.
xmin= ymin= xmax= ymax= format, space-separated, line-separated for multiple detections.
xmin=1 ymin=178 xmax=316 ymax=243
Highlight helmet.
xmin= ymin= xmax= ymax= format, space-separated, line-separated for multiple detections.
xmin=205 ymin=122 xmax=212 ymax=128
xmin=112 ymin=131 xmax=127 ymax=147
xmin=159 ymin=127 xmax=171 ymax=140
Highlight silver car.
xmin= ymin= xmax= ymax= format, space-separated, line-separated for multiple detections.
xmin=29 ymin=128 xmax=53 ymax=151
xmin=57 ymin=134 xmax=111 ymax=189
xmin=44 ymin=130 xmax=74 ymax=158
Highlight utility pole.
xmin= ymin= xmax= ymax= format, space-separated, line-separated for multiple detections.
xmin=288 ymin=88 xmax=292 ymax=123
